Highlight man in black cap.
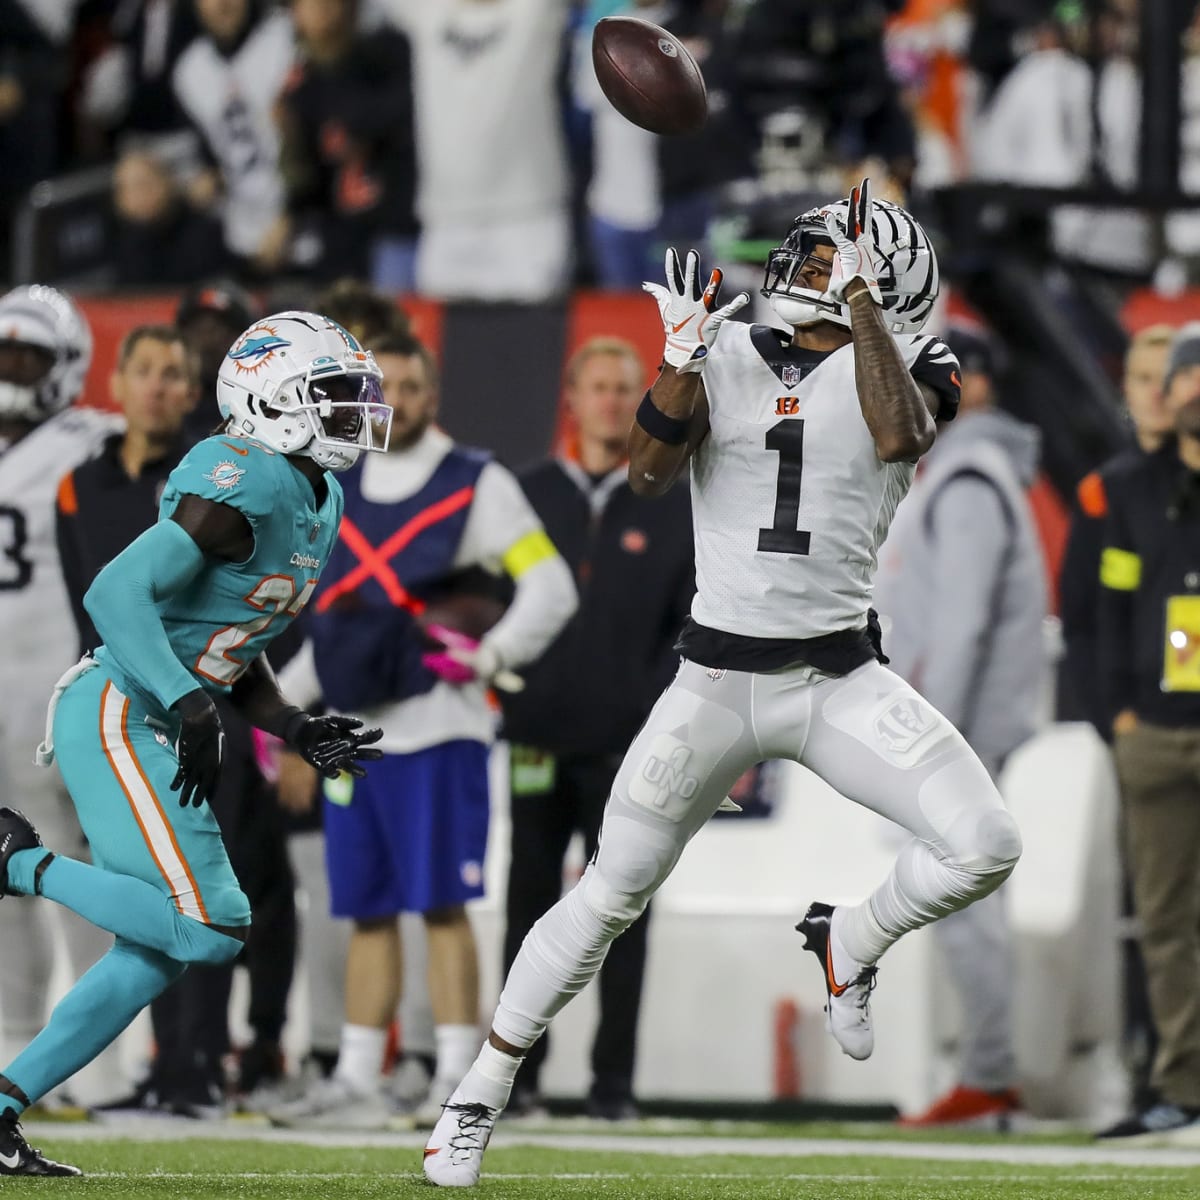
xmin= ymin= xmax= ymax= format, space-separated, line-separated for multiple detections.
xmin=175 ymin=281 xmax=256 ymax=446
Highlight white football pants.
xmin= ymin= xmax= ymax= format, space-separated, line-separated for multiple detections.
xmin=492 ymin=659 xmax=1023 ymax=1051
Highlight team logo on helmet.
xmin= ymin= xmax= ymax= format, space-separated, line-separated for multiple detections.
xmin=203 ymin=461 xmax=245 ymax=491
xmin=229 ymin=325 xmax=291 ymax=376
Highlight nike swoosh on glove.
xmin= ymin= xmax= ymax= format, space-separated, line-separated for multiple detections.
xmin=171 ymin=688 xmax=224 ymax=808
xmin=823 ymin=177 xmax=883 ymax=307
xmin=643 ymin=248 xmax=749 ymax=373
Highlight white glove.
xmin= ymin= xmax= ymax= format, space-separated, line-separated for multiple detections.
xmin=822 ymin=177 xmax=883 ymax=307
xmin=643 ymin=249 xmax=749 ymax=373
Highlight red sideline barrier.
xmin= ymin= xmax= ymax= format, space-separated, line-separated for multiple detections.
xmin=75 ymin=294 xmax=447 ymax=412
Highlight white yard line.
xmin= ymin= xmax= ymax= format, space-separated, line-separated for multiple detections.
xmin=29 ymin=1119 xmax=1200 ymax=1170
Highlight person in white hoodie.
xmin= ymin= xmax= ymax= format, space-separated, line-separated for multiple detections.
xmin=874 ymin=325 xmax=1049 ymax=1127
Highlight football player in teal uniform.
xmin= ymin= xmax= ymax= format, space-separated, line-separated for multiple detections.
xmin=0 ymin=312 xmax=391 ymax=1175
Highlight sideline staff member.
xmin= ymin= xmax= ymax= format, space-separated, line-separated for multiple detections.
xmin=1098 ymin=323 xmax=1200 ymax=1138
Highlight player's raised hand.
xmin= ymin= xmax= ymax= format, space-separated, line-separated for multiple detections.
xmin=285 ymin=713 xmax=384 ymax=780
xmin=823 ymin=178 xmax=883 ymax=307
xmin=643 ymin=248 xmax=749 ymax=373
xmin=171 ymin=689 xmax=225 ymax=808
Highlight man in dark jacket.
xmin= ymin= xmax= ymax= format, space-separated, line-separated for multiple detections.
xmin=280 ymin=0 xmax=418 ymax=285
xmin=500 ymin=337 xmax=694 ymax=1119
xmin=1095 ymin=323 xmax=1200 ymax=1138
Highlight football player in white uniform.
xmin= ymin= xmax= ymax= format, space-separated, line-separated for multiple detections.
xmin=0 ymin=288 xmax=120 ymax=1081
xmin=423 ymin=182 xmax=1023 ymax=1187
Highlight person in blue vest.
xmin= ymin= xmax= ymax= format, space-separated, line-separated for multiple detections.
xmin=269 ymin=330 xmax=577 ymax=1130
xmin=0 ymin=310 xmax=389 ymax=1175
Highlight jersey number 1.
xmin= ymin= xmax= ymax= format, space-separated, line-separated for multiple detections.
xmin=757 ymin=419 xmax=811 ymax=555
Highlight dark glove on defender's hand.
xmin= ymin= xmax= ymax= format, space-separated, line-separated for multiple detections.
xmin=283 ymin=712 xmax=384 ymax=779
xmin=171 ymin=688 xmax=225 ymax=808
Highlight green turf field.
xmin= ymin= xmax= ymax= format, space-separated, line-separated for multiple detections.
xmin=16 ymin=1131 xmax=1200 ymax=1199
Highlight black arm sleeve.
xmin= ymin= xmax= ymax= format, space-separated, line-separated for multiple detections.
xmin=909 ymin=336 xmax=961 ymax=421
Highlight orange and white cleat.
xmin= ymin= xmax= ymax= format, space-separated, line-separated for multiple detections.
xmin=797 ymin=901 xmax=878 ymax=1061
xmin=422 ymin=1100 xmax=497 ymax=1187
xmin=898 ymin=1084 xmax=1021 ymax=1130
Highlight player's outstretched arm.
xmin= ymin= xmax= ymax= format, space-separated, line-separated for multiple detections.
xmin=629 ymin=366 xmax=710 ymax=496
xmin=231 ymin=655 xmax=384 ymax=780
xmin=824 ymin=179 xmax=937 ymax=462
xmin=633 ymin=248 xmax=747 ymax=496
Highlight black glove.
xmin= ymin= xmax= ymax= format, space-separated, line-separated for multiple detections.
xmin=171 ymin=688 xmax=224 ymax=808
xmin=866 ymin=606 xmax=890 ymax=665
xmin=282 ymin=711 xmax=384 ymax=779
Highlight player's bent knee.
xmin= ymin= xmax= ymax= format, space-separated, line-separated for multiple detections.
xmin=974 ymin=808 xmax=1022 ymax=875
xmin=173 ymin=915 xmax=247 ymax=965
xmin=581 ymin=866 xmax=652 ymax=929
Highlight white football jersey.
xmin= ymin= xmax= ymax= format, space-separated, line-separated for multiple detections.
xmin=0 ymin=407 xmax=119 ymax=709
xmin=172 ymin=12 xmax=294 ymax=257
xmin=689 ymin=323 xmax=958 ymax=642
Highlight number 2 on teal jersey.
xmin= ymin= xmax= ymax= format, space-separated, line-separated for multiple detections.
xmin=195 ymin=575 xmax=317 ymax=685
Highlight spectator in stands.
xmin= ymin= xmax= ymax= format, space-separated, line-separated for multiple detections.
xmin=384 ymin=0 xmax=572 ymax=302
xmin=500 ymin=337 xmax=694 ymax=1119
xmin=278 ymin=0 xmax=418 ymax=287
xmin=111 ymin=147 xmax=225 ymax=286
xmin=1095 ymin=324 xmax=1200 ymax=1139
xmin=732 ymin=0 xmax=915 ymax=187
xmin=268 ymin=330 xmax=577 ymax=1129
xmin=1060 ymin=326 xmax=1173 ymax=1109
xmin=171 ymin=0 xmax=296 ymax=275
xmin=575 ymin=2 xmax=745 ymax=289
xmin=80 ymin=0 xmax=199 ymax=145
xmin=0 ymin=0 xmax=69 ymax=264
xmin=316 ymin=279 xmax=410 ymax=349
xmin=56 ymin=324 xmax=298 ymax=1116
xmin=875 ymin=326 xmax=1048 ymax=1128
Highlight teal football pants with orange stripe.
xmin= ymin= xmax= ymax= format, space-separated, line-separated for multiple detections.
xmin=0 ymin=663 xmax=247 ymax=1112
xmin=53 ymin=664 xmax=249 ymax=928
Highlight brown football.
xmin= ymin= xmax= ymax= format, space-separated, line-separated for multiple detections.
xmin=592 ymin=16 xmax=707 ymax=137
xmin=417 ymin=593 xmax=507 ymax=642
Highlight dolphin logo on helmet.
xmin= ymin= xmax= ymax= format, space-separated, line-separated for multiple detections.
xmin=216 ymin=311 xmax=392 ymax=473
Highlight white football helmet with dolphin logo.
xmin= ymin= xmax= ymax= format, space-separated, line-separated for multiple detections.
xmin=216 ymin=310 xmax=392 ymax=472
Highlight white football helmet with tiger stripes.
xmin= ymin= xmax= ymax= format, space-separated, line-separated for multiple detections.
xmin=0 ymin=285 xmax=93 ymax=422
xmin=762 ymin=196 xmax=939 ymax=335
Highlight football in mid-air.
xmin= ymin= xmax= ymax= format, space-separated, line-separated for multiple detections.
xmin=592 ymin=16 xmax=707 ymax=136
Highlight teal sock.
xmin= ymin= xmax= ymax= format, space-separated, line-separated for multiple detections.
xmin=3 ymin=940 xmax=184 ymax=1107
xmin=8 ymin=853 xmax=243 ymax=966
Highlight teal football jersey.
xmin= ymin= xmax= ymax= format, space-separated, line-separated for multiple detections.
xmin=99 ymin=434 xmax=342 ymax=706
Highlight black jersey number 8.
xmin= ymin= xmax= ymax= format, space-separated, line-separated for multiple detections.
xmin=757 ymin=419 xmax=812 ymax=555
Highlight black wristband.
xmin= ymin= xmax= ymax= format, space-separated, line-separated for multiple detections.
xmin=636 ymin=391 xmax=691 ymax=446
xmin=277 ymin=706 xmax=308 ymax=745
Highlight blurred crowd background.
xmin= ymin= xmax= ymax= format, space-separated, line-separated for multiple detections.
xmin=5 ymin=0 xmax=1200 ymax=1133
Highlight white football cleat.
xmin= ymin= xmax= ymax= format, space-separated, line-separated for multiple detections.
xmin=796 ymin=900 xmax=878 ymax=1061
xmin=266 ymin=1074 xmax=397 ymax=1130
xmin=423 ymin=1100 xmax=497 ymax=1187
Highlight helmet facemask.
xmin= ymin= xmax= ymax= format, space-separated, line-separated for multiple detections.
xmin=217 ymin=312 xmax=393 ymax=472
xmin=761 ymin=200 xmax=936 ymax=335
xmin=0 ymin=340 xmax=56 ymax=421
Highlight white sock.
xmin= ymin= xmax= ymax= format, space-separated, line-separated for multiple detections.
xmin=830 ymin=903 xmax=879 ymax=976
xmin=450 ymin=1040 xmax=521 ymax=1112
xmin=434 ymin=1024 xmax=480 ymax=1087
xmin=334 ymin=1024 xmax=386 ymax=1094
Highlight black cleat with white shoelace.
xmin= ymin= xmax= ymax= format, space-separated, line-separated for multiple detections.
xmin=423 ymin=1100 xmax=498 ymax=1187
xmin=0 ymin=1108 xmax=81 ymax=1176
